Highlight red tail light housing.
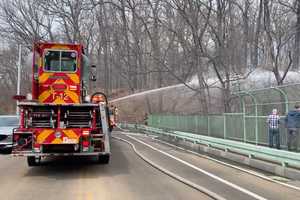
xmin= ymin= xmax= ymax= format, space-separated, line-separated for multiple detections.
xmin=13 ymin=95 xmax=26 ymax=101
xmin=13 ymin=134 xmax=20 ymax=141
xmin=82 ymin=140 xmax=89 ymax=147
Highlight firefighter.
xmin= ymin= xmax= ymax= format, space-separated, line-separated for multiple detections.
xmin=113 ymin=106 xmax=118 ymax=123
xmin=109 ymin=105 xmax=116 ymax=127
xmin=144 ymin=113 xmax=148 ymax=126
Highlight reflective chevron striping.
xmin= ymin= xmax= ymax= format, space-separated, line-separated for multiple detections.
xmin=50 ymin=44 xmax=72 ymax=50
xmin=54 ymin=79 xmax=66 ymax=84
xmin=65 ymin=90 xmax=79 ymax=103
xmin=39 ymin=72 xmax=53 ymax=84
xmin=38 ymin=90 xmax=53 ymax=102
xmin=51 ymin=138 xmax=63 ymax=144
xmin=37 ymin=129 xmax=54 ymax=144
xmin=67 ymin=74 xmax=80 ymax=84
xmin=38 ymin=73 xmax=80 ymax=104
xmin=53 ymin=98 xmax=66 ymax=104
xmin=63 ymin=130 xmax=79 ymax=139
xmin=36 ymin=129 xmax=81 ymax=144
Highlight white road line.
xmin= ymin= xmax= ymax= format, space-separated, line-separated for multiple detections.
xmin=115 ymin=125 xmax=129 ymax=132
xmin=147 ymin=136 xmax=300 ymax=192
xmin=113 ymin=136 xmax=227 ymax=200
xmin=126 ymin=134 xmax=269 ymax=200
xmin=114 ymin=130 xmax=154 ymax=137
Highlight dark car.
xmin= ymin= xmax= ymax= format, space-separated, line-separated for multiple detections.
xmin=0 ymin=115 xmax=19 ymax=154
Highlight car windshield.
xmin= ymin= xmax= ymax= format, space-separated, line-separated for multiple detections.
xmin=44 ymin=50 xmax=77 ymax=72
xmin=0 ymin=117 xmax=19 ymax=127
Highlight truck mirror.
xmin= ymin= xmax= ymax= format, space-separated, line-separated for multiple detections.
xmin=90 ymin=74 xmax=96 ymax=81
xmin=90 ymin=64 xmax=97 ymax=81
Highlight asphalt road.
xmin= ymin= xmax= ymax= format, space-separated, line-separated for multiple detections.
xmin=0 ymin=134 xmax=209 ymax=200
xmin=1 ymin=131 xmax=300 ymax=200
xmin=115 ymin=132 xmax=300 ymax=200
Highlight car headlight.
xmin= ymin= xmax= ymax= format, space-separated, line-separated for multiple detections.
xmin=6 ymin=135 xmax=12 ymax=141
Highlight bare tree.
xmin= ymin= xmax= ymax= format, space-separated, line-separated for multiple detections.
xmin=0 ymin=0 xmax=52 ymax=44
xmin=263 ymin=0 xmax=293 ymax=85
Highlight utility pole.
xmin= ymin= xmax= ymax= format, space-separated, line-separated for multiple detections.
xmin=16 ymin=44 xmax=22 ymax=115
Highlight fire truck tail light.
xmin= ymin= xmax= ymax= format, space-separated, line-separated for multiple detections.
xmin=33 ymin=143 xmax=41 ymax=152
xmin=82 ymin=140 xmax=89 ymax=152
xmin=82 ymin=140 xmax=89 ymax=147
xmin=82 ymin=130 xmax=89 ymax=136
xmin=13 ymin=95 xmax=26 ymax=101
xmin=13 ymin=134 xmax=20 ymax=141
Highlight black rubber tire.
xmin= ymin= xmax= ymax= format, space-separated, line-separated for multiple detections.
xmin=27 ymin=156 xmax=41 ymax=167
xmin=97 ymin=154 xmax=110 ymax=164
xmin=0 ymin=148 xmax=12 ymax=154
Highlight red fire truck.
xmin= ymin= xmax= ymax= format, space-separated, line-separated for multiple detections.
xmin=12 ymin=42 xmax=112 ymax=166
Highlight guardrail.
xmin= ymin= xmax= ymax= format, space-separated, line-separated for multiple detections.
xmin=119 ymin=123 xmax=300 ymax=168
xmin=147 ymin=114 xmax=290 ymax=147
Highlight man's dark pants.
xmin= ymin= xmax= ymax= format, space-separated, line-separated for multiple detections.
xmin=269 ymin=128 xmax=280 ymax=149
xmin=287 ymin=128 xmax=299 ymax=151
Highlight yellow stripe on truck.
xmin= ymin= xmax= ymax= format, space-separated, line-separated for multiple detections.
xmin=63 ymin=130 xmax=79 ymax=139
xmin=67 ymin=74 xmax=80 ymax=84
xmin=53 ymin=98 xmax=66 ymax=104
xmin=65 ymin=90 xmax=79 ymax=103
xmin=37 ymin=129 xmax=53 ymax=143
xmin=51 ymin=138 xmax=63 ymax=144
xmin=39 ymin=73 xmax=53 ymax=83
xmin=38 ymin=90 xmax=52 ymax=102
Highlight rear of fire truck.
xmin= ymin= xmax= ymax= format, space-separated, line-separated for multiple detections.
xmin=12 ymin=42 xmax=112 ymax=166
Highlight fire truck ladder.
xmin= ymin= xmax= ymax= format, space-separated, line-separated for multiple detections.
xmin=91 ymin=103 xmax=110 ymax=154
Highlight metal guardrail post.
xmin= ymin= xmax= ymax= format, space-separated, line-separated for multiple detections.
xmin=272 ymin=87 xmax=289 ymax=114
xmin=207 ymin=115 xmax=210 ymax=136
xmin=176 ymin=115 xmax=179 ymax=131
xmin=245 ymin=92 xmax=258 ymax=145
xmin=195 ymin=115 xmax=198 ymax=133
xmin=242 ymin=98 xmax=247 ymax=143
xmin=255 ymin=105 xmax=258 ymax=145
xmin=223 ymin=114 xmax=226 ymax=139
xmin=185 ymin=116 xmax=188 ymax=132
xmin=147 ymin=115 xmax=150 ymax=126
xmin=234 ymin=91 xmax=259 ymax=144
xmin=150 ymin=115 xmax=154 ymax=126
xmin=158 ymin=115 xmax=161 ymax=127
xmin=165 ymin=115 xmax=167 ymax=128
